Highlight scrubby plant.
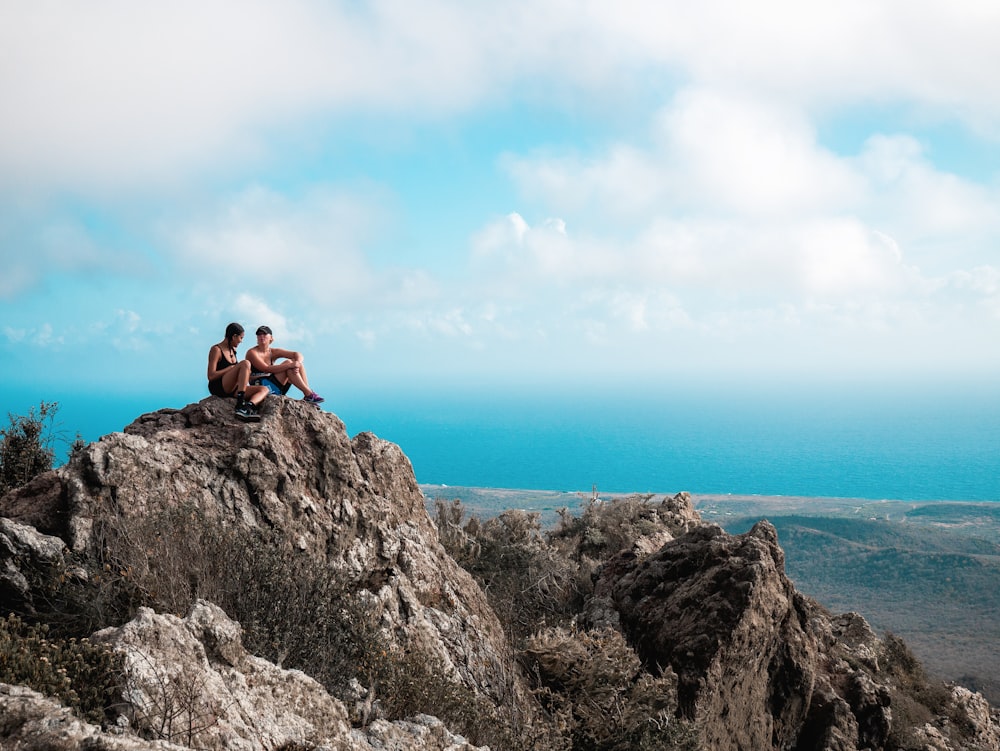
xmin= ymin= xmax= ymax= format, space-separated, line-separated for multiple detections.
xmin=434 ymin=496 xmax=709 ymax=750
xmin=879 ymin=632 xmax=959 ymax=751
xmin=436 ymin=501 xmax=585 ymax=642
xmin=78 ymin=503 xmax=394 ymax=699
xmin=523 ymin=626 xmax=699 ymax=751
xmin=42 ymin=502 xmax=528 ymax=746
xmin=376 ymin=646 xmax=523 ymax=749
xmin=0 ymin=402 xmax=59 ymax=495
xmin=549 ymin=493 xmax=681 ymax=561
xmin=0 ymin=613 xmax=121 ymax=725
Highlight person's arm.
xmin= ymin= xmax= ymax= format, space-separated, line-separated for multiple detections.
xmin=206 ymin=345 xmax=223 ymax=381
xmin=245 ymin=348 xmax=271 ymax=374
xmin=269 ymin=348 xmax=303 ymax=372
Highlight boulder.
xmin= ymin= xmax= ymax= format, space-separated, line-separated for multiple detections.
xmin=0 ymin=517 xmax=68 ymax=616
xmin=597 ymin=520 xmax=892 ymax=751
xmin=0 ymin=396 xmax=526 ymax=719
xmin=89 ymin=600 xmax=488 ymax=751
xmin=2 ymin=608 xmax=488 ymax=751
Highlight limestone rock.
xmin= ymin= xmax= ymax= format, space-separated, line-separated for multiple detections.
xmin=0 ymin=396 xmax=525 ymax=720
xmin=0 ymin=682 xmax=190 ymax=750
xmin=0 ymin=516 xmax=68 ymax=616
xmin=597 ymin=520 xmax=892 ymax=751
xmin=88 ymin=600 xmax=489 ymax=751
xmin=946 ymin=685 xmax=1000 ymax=750
xmin=90 ymin=600 xmax=345 ymax=750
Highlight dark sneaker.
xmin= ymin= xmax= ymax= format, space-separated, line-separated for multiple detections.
xmin=235 ymin=403 xmax=260 ymax=422
xmin=303 ymin=393 xmax=325 ymax=404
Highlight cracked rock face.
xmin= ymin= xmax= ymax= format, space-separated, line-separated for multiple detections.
xmin=596 ymin=521 xmax=893 ymax=751
xmin=0 ymin=396 xmax=524 ymax=715
xmin=1 ymin=601 xmax=488 ymax=751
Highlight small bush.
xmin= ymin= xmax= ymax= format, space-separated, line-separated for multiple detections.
xmin=880 ymin=632 xmax=957 ymax=751
xmin=0 ymin=613 xmax=121 ymax=725
xmin=0 ymin=402 xmax=59 ymax=495
xmin=549 ymin=494 xmax=676 ymax=562
xmin=436 ymin=502 xmax=585 ymax=643
xmin=377 ymin=647 xmax=521 ymax=750
xmin=523 ymin=626 xmax=697 ymax=751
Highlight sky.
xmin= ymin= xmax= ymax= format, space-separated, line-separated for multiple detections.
xmin=2 ymin=1 xmax=1000 ymax=431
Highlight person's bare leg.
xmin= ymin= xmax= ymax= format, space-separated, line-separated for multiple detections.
xmin=277 ymin=365 xmax=313 ymax=397
xmin=221 ymin=361 xmax=252 ymax=395
xmin=245 ymin=386 xmax=267 ymax=407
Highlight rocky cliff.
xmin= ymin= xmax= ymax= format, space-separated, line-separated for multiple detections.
xmin=2 ymin=397 xmax=999 ymax=751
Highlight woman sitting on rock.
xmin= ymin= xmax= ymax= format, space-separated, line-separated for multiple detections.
xmin=246 ymin=325 xmax=325 ymax=404
xmin=206 ymin=322 xmax=269 ymax=422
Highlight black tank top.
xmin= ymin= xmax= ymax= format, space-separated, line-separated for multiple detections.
xmin=217 ymin=348 xmax=236 ymax=372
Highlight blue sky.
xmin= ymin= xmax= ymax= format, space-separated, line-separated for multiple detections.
xmin=3 ymin=1 xmax=1000 ymax=430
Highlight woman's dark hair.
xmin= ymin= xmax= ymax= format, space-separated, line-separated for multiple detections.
xmin=224 ymin=322 xmax=244 ymax=346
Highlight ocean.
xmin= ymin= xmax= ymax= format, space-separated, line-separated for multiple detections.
xmin=20 ymin=378 xmax=1000 ymax=504
xmin=336 ymin=380 xmax=1000 ymax=503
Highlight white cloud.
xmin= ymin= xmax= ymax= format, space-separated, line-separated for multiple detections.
xmin=170 ymin=184 xmax=379 ymax=304
xmin=4 ymin=1 xmax=1000 ymax=196
xmin=0 ymin=202 xmax=139 ymax=299
xmin=857 ymin=135 xmax=1000 ymax=268
xmin=231 ymin=294 xmax=299 ymax=343
xmin=4 ymin=0 xmax=1000 ymax=382
xmin=3 ymin=327 xmax=27 ymax=343
xmin=655 ymin=89 xmax=864 ymax=217
xmin=587 ymin=1 xmax=1000 ymax=126
xmin=497 ymin=85 xmax=1000 ymax=311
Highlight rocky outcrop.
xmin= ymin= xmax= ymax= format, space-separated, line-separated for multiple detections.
xmin=1 ymin=600 xmax=487 ymax=751
xmin=1 ymin=397 xmax=520 ymax=715
xmin=0 ymin=397 xmax=531 ymax=751
xmin=3 ymin=397 xmax=999 ymax=751
xmin=595 ymin=521 xmax=891 ymax=751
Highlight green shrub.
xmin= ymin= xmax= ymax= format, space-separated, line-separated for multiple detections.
xmin=523 ymin=626 xmax=698 ymax=751
xmin=436 ymin=501 xmax=584 ymax=643
xmin=0 ymin=402 xmax=59 ymax=495
xmin=0 ymin=613 xmax=121 ymax=725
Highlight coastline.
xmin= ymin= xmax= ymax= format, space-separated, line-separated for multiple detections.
xmin=421 ymin=483 xmax=1000 ymax=522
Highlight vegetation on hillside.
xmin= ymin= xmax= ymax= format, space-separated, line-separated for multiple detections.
xmin=0 ymin=402 xmax=57 ymax=495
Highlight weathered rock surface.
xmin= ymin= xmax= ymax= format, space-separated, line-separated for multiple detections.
xmin=1 ymin=397 xmax=520 ymax=714
xmin=85 ymin=600 xmax=487 ymax=751
xmin=594 ymin=520 xmax=1000 ymax=751
xmin=0 ymin=516 xmax=68 ymax=616
xmin=3 ymin=397 xmax=999 ymax=751
xmin=1 ymin=601 xmax=487 ymax=751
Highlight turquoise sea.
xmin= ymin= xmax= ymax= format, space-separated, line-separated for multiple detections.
xmin=341 ymin=381 xmax=1000 ymax=502
xmin=18 ymin=378 xmax=1000 ymax=503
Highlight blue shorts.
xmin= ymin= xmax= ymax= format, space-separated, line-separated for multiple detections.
xmin=251 ymin=374 xmax=291 ymax=396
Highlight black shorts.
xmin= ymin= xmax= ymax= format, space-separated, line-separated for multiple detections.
xmin=208 ymin=377 xmax=229 ymax=398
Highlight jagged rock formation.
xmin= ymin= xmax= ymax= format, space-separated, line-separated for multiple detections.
xmin=2 ymin=397 xmax=520 ymax=710
xmin=1 ymin=397 xmax=521 ymax=748
xmin=3 ymin=397 xmax=1000 ymax=751
xmin=1 ymin=600 xmax=487 ymax=751
xmin=591 ymin=520 xmax=1000 ymax=751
